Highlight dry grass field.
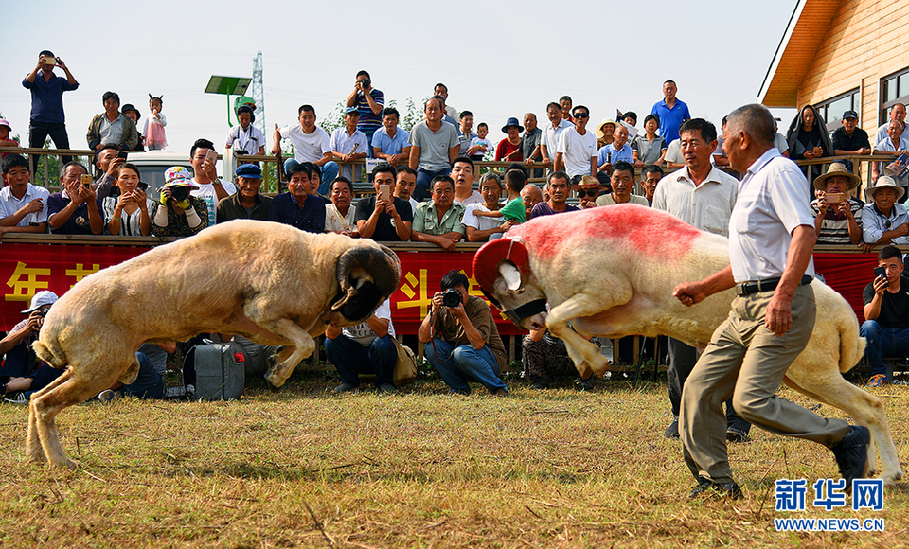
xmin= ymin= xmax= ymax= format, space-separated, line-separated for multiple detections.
xmin=0 ymin=365 xmax=906 ymax=548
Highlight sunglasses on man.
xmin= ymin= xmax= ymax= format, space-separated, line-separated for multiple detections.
xmin=578 ymin=189 xmax=599 ymax=198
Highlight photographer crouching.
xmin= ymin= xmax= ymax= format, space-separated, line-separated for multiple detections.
xmin=0 ymin=292 xmax=65 ymax=402
xmin=418 ymin=270 xmax=509 ymax=396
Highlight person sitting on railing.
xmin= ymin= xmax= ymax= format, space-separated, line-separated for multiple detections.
xmin=409 ymin=97 xmax=460 ymax=202
xmin=871 ymin=120 xmax=909 ymax=190
xmin=463 ymin=172 xmax=511 ymax=242
xmin=151 ymin=167 xmax=208 ymax=238
xmin=468 ymin=123 xmax=494 ymax=162
xmin=103 ymin=162 xmax=152 ymax=236
xmin=786 ymin=104 xmax=833 ymax=181
xmin=0 ymin=153 xmax=48 ymax=235
xmin=831 ymin=109 xmax=871 ymax=157
xmin=356 ymin=163 xmax=412 ymax=241
xmin=225 ymin=105 xmax=265 ymax=156
xmin=555 ymin=105 xmax=597 ymax=184
xmin=810 ymin=163 xmax=863 ymax=245
xmin=216 ymin=163 xmax=272 ymax=223
xmin=86 ymin=91 xmax=138 ymax=152
xmin=329 ymin=108 xmax=369 ymax=184
xmin=451 ymin=157 xmax=482 ymax=205
xmin=273 ymin=105 xmax=339 ymax=196
xmin=393 ymin=166 xmax=419 ymax=216
xmin=522 ymin=113 xmax=544 ymax=179
xmin=268 ymin=162 xmax=325 ymax=234
xmin=862 ymin=176 xmax=909 ymax=253
xmin=371 ymin=107 xmax=411 ymax=167
xmin=324 ymin=176 xmax=358 ymax=238
xmin=92 ymin=144 xmax=123 ymax=199
xmin=411 ymin=175 xmax=465 ymax=251
xmin=457 ymin=111 xmax=477 ymax=157
xmin=0 ymin=119 xmax=20 ymax=158
xmin=47 ymin=161 xmax=102 ymax=235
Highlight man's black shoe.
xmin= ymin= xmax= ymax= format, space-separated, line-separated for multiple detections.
xmin=688 ymin=478 xmax=743 ymax=500
xmin=664 ymin=419 xmax=680 ymax=439
xmin=831 ymin=425 xmax=870 ymax=489
xmin=726 ymin=427 xmax=749 ymax=443
xmin=574 ymin=376 xmax=594 ymax=391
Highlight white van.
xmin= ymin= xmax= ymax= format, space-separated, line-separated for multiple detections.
xmin=125 ymin=151 xmax=194 ymax=195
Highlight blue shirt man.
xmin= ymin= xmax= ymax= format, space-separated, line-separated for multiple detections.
xmin=22 ymin=50 xmax=79 ymax=170
xmin=268 ymin=163 xmax=326 ymax=233
xmin=650 ymin=80 xmax=690 ymax=144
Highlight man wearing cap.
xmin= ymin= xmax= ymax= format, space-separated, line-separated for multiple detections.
xmin=346 ymin=71 xmax=384 ymax=149
xmin=217 ymin=163 xmax=272 ymax=222
xmin=861 ymin=245 xmax=909 ymax=387
xmin=810 ymin=163 xmax=863 ymax=245
xmin=555 ymin=105 xmax=597 ymax=183
xmin=225 ymin=105 xmax=266 ymax=156
xmin=86 ymin=91 xmax=138 ymax=151
xmin=0 ymin=292 xmax=64 ymax=402
xmin=151 ymin=167 xmax=208 ymax=237
xmin=650 ymin=80 xmax=690 ymax=144
xmin=47 ymin=161 xmax=103 ymax=235
xmin=329 ymin=108 xmax=369 ymax=183
xmin=0 ymin=153 xmax=49 ymax=235
xmin=862 ymin=175 xmax=909 ymax=252
xmin=23 ymin=50 xmax=79 ymax=171
xmin=831 ymin=110 xmax=871 ymax=157
xmin=0 ymin=119 xmax=20 ymax=158
xmin=121 ymin=104 xmax=144 ymax=152
xmin=539 ymin=102 xmax=574 ymax=170
xmin=574 ymin=175 xmax=602 ymax=209
xmin=269 ymin=162 xmax=325 ymax=234
xmin=652 ymin=117 xmax=744 ymax=441
xmin=875 ymin=103 xmax=909 ymax=146
xmin=673 ymin=104 xmax=869 ymax=499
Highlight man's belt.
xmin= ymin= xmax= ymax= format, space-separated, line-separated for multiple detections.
xmin=737 ymin=275 xmax=813 ymax=296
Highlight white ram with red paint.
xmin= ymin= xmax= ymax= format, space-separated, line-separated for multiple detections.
xmin=473 ymin=205 xmax=901 ymax=486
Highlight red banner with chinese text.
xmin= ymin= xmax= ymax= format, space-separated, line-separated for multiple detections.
xmin=0 ymin=243 xmax=524 ymax=335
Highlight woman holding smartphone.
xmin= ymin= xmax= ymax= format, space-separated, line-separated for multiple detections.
xmin=102 ymin=162 xmax=153 ymax=236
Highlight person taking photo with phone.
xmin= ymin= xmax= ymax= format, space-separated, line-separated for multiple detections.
xmin=47 ymin=161 xmax=103 ymax=235
xmin=23 ymin=50 xmax=79 ymax=172
xmin=810 ymin=163 xmax=863 ymax=245
xmin=861 ymin=245 xmax=909 ymax=387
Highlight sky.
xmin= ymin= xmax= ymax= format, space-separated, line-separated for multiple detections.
xmin=1 ymin=0 xmax=801 ymax=155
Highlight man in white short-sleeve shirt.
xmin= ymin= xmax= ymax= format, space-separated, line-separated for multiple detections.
xmin=272 ymin=104 xmax=339 ymax=195
xmin=555 ymin=105 xmax=597 ymax=181
xmin=672 ymin=104 xmax=868 ymax=500
xmin=324 ymin=298 xmax=398 ymax=394
xmin=538 ymin=102 xmax=574 ymax=169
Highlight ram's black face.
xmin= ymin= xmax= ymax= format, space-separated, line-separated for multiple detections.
xmin=489 ymin=268 xmax=547 ymax=330
xmin=330 ymin=245 xmax=401 ymax=325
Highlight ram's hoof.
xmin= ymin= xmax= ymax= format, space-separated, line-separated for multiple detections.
xmin=265 ymin=376 xmax=282 ymax=393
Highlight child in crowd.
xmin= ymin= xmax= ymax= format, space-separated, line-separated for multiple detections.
xmin=470 ymin=167 xmax=528 ymax=224
xmin=0 ymin=119 xmax=19 ymax=158
xmin=469 ymin=123 xmax=494 ymax=161
xmin=144 ymin=94 xmax=167 ymax=150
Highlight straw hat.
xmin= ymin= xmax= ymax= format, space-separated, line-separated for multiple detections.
xmin=812 ymin=162 xmax=861 ymax=191
xmin=865 ymin=175 xmax=904 ymax=203
xmin=596 ymin=119 xmax=619 ymax=139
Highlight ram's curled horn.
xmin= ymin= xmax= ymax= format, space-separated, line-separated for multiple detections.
xmin=499 ymin=261 xmax=522 ymax=291
xmin=332 ymin=245 xmax=402 ymax=311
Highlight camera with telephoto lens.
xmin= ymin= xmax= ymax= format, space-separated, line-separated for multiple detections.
xmin=442 ymin=288 xmax=462 ymax=308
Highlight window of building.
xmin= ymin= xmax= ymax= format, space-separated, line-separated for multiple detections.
xmin=816 ymin=89 xmax=859 ymax=133
xmin=880 ymin=67 xmax=909 ymax=126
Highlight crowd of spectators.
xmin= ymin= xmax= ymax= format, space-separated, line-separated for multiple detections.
xmin=8 ymin=55 xmax=909 ymax=398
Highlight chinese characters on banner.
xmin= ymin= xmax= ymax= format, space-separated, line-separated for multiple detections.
xmin=1 ymin=243 xmax=524 ymax=334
